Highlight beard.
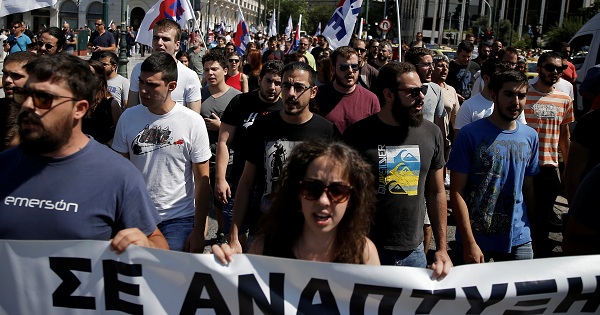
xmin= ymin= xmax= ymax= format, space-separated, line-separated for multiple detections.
xmin=334 ymin=71 xmax=357 ymax=89
xmin=378 ymin=53 xmax=388 ymax=62
xmin=391 ymin=96 xmax=423 ymax=127
xmin=18 ymin=110 xmax=72 ymax=155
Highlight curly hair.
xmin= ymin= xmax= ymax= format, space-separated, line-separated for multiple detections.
xmin=256 ymin=139 xmax=376 ymax=264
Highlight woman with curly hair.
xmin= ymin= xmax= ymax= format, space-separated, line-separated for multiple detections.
xmin=214 ymin=139 xmax=379 ymax=265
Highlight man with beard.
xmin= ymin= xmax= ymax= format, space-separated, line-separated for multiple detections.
xmin=369 ymin=41 xmax=392 ymax=70
xmin=352 ymin=39 xmax=379 ymax=92
xmin=0 ymin=54 xmax=167 ymax=252
xmin=314 ymin=46 xmax=380 ymax=133
xmin=2 ymin=51 xmax=37 ymax=100
xmin=447 ymin=41 xmax=480 ymax=103
xmin=524 ymin=52 xmax=574 ymax=257
xmin=99 ymin=52 xmax=129 ymax=108
xmin=448 ymin=70 xmax=539 ymax=263
xmin=227 ymin=62 xmax=338 ymax=254
xmin=344 ymin=62 xmax=452 ymax=280
xmin=473 ymin=42 xmax=491 ymax=67
xmin=127 ymin=19 xmax=202 ymax=113
xmin=214 ymin=60 xmax=284 ymax=243
xmin=113 ymin=52 xmax=211 ymax=253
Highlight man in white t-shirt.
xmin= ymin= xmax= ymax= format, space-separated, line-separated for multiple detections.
xmin=113 ymin=52 xmax=212 ymax=252
xmin=455 ymin=58 xmax=527 ymax=135
xmin=99 ymin=52 xmax=129 ymax=109
xmin=127 ymin=19 xmax=202 ymax=113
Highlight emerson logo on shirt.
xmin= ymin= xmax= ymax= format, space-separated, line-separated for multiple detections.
xmin=4 ymin=196 xmax=79 ymax=212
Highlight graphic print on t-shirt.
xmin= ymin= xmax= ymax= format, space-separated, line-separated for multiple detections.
xmin=264 ymin=139 xmax=300 ymax=196
xmin=131 ymin=124 xmax=184 ymax=155
xmin=242 ymin=113 xmax=260 ymax=129
xmin=378 ymin=145 xmax=420 ymax=195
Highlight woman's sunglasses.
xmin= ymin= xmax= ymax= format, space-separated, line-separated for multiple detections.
xmin=299 ymin=180 xmax=353 ymax=203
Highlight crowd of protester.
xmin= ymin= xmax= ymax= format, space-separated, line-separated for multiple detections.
xmin=2 ymin=18 xmax=600 ymax=282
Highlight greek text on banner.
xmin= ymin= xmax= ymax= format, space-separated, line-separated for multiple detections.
xmin=0 ymin=240 xmax=599 ymax=314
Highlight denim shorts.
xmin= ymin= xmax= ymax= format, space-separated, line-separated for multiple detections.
xmin=157 ymin=216 xmax=195 ymax=251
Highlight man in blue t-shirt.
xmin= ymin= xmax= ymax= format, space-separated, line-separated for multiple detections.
xmin=3 ymin=21 xmax=31 ymax=54
xmin=447 ymin=70 xmax=539 ymax=263
xmin=0 ymin=54 xmax=167 ymax=253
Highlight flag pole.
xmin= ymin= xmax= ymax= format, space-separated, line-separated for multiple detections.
xmin=395 ymin=0 xmax=402 ymax=61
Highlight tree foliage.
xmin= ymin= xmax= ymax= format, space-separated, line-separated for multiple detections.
xmin=305 ymin=4 xmax=334 ymax=35
xmin=266 ymin=0 xmax=308 ymax=34
xmin=542 ymin=17 xmax=585 ymax=49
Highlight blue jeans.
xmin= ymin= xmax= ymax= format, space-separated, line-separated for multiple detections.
xmin=221 ymin=185 xmax=236 ymax=233
xmin=157 ymin=216 xmax=194 ymax=251
xmin=378 ymin=242 xmax=427 ymax=267
xmin=484 ymin=241 xmax=533 ymax=262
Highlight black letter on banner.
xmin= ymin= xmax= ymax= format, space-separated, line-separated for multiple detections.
xmin=462 ymin=283 xmax=508 ymax=314
xmin=297 ymin=278 xmax=340 ymax=315
xmin=555 ymin=276 xmax=600 ymax=313
xmin=102 ymin=260 xmax=143 ymax=315
xmin=349 ymin=284 xmax=402 ymax=315
xmin=49 ymin=257 xmax=95 ymax=309
xmin=410 ymin=289 xmax=456 ymax=314
xmin=180 ymin=273 xmax=231 ymax=315
xmin=503 ymin=279 xmax=557 ymax=314
xmin=238 ymin=273 xmax=284 ymax=315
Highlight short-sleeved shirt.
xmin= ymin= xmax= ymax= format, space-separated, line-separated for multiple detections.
xmin=220 ymin=91 xmax=283 ymax=184
xmin=570 ymin=109 xmax=600 ymax=174
xmin=89 ymin=31 xmax=115 ymax=59
xmin=314 ymin=83 xmax=380 ymax=133
xmin=447 ymin=118 xmax=540 ymax=252
xmin=447 ymin=60 xmax=481 ymax=100
xmin=0 ymin=140 xmax=161 ymax=240
xmin=200 ymin=86 xmax=242 ymax=146
xmin=524 ymin=85 xmax=574 ymax=167
xmin=107 ymin=74 xmax=130 ymax=108
xmin=454 ymin=92 xmax=527 ymax=130
xmin=7 ymin=33 xmax=31 ymax=53
xmin=112 ymin=103 xmax=211 ymax=220
xmin=344 ymin=115 xmax=445 ymax=251
xmin=130 ymin=60 xmax=202 ymax=108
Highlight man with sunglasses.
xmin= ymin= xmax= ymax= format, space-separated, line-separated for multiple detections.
xmin=228 ymin=62 xmax=338 ymax=254
xmin=344 ymin=62 xmax=452 ymax=280
xmin=37 ymin=27 xmax=65 ymax=56
xmin=3 ymin=21 xmax=31 ymax=54
xmin=524 ymin=51 xmax=574 ymax=257
xmin=99 ymin=52 xmax=129 ymax=109
xmin=352 ymin=39 xmax=379 ymax=92
xmin=113 ymin=52 xmax=211 ymax=253
xmin=0 ymin=54 xmax=167 ymax=252
xmin=313 ymin=46 xmax=380 ymax=133
xmin=88 ymin=19 xmax=116 ymax=60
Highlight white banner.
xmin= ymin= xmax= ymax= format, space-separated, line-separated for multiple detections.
xmin=1 ymin=240 xmax=600 ymax=314
xmin=0 ymin=0 xmax=56 ymax=17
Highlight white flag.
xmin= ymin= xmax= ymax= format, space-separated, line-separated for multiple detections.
xmin=135 ymin=0 xmax=195 ymax=47
xmin=0 ymin=0 xmax=57 ymax=17
xmin=268 ymin=10 xmax=277 ymax=37
xmin=285 ymin=16 xmax=293 ymax=39
xmin=322 ymin=0 xmax=363 ymax=50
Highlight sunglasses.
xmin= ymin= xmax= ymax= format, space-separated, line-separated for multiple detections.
xmin=299 ymin=180 xmax=353 ymax=203
xmin=338 ymin=63 xmax=359 ymax=71
xmin=228 ymin=58 xmax=239 ymax=63
xmin=13 ymin=87 xmax=81 ymax=110
xmin=37 ymin=41 xmax=55 ymax=50
xmin=398 ymin=85 xmax=428 ymax=98
xmin=354 ymin=48 xmax=366 ymax=53
xmin=542 ymin=64 xmax=568 ymax=73
xmin=281 ymin=82 xmax=312 ymax=92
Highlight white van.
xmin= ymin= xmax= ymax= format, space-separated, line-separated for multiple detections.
xmin=569 ymin=13 xmax=600 ymax=110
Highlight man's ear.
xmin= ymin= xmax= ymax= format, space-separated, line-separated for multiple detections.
xmin=168 ymin=81 xmax=177 ymax=91
xmin=73 ymin=100 xmax=89 ymax=120
xmin=383 ymin=87 xmax=394 ymax=103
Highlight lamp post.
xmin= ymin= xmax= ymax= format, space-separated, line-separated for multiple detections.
xmin=481 ymin=0 xmax=492 ymax=27
xmin=117 ymin=0 xmax=128 ymax=77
